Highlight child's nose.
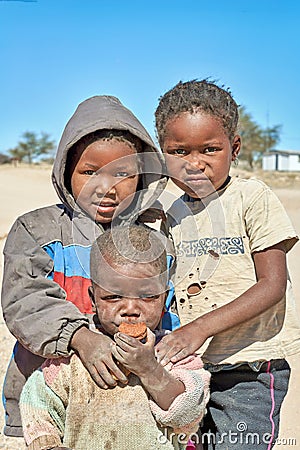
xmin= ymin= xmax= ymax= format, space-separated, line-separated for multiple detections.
xmin=120 ymin=298 xmax=140 ymax=317
xmin=94 ymin=176 xmax=116 ymax=196
xmin=186 ymin=152 xmax=205 ymax=171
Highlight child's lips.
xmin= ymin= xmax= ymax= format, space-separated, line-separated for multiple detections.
xmin=185 ymin=175 xmax=208 ymax=185
xmin=184 ymin=174 xmax=208 ymax=184
xmin=95 ymin=202 xmax=118 ymax=214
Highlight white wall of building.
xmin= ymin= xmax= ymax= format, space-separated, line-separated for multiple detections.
xmin=278 ymin=154 xmax=289 ymax=171
xmin=262 ymin=152 xmax=300 ymax=171
xmin=262 ymin=154 xmax=276 ymax=170
xmin=287 ymin=154 xmax=300 ymax=171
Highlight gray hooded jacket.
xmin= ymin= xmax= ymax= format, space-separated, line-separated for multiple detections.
xmin=1 ymin=96 xmax=166 ymax=436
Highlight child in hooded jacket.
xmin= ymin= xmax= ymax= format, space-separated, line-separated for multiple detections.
xmin=1 ymin=95 xmax=166 ymax=437
xmin=154 ymin=80 xmax=300 ymax=449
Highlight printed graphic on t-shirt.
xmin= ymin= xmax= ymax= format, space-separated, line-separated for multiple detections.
xmin=176 ymin=237 xmax=245 ymax=257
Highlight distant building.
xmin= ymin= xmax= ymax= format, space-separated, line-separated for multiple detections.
xmin=262 ymin=150 xmax=300 ymax=171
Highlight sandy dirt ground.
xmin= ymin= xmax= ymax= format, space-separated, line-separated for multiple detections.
xmin=0 ymin=165 xmax=299 ymax=449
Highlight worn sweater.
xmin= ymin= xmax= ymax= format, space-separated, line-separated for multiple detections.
xmin=20 ymin=353 xmax=210 ymax=450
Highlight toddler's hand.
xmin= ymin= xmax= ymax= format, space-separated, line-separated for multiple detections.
xmin=70 ymin=327 xmax=128 ymax=388
xmin=155 ymin=322 xmax=206 ymax=366
xmin=112 ymin=328 xmax=157 ymax=377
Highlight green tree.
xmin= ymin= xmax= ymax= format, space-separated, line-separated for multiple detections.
xmin=262 ymin=125 xmax=282 ymax=153
xmin=8 ymin=131 xmax=56 ymax=164
xmin=238 ymin=106 xmax=281 ymax=169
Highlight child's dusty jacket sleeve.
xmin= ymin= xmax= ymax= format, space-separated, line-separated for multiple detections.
xmin=20 ymin=367 xmax=66 ymax=449
xmin=1 ymin=217 xmax=89 ymax=357
xmin=149 ymin=355 xmax=210 ymax=435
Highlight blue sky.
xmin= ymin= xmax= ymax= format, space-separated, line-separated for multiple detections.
xmin=1 ymin=0 xmax=300 ymax=154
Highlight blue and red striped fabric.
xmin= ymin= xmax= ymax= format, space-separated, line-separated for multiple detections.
xmin=43 ymin=241 xmax=93 ymax=314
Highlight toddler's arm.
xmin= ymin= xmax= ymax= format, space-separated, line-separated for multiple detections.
xmin=112 ymin=330 xmax=210 ymax=435
xmin=149 ymin=355 xmax=210 ymax=436
xmin=112 ymin=328 xmax=185 ymax=409
xmin=156 ymin=242 xmax=287 ymax=364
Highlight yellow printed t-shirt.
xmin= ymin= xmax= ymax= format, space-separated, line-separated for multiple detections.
xmin=164 ymin=177 xmax=300 ymax=365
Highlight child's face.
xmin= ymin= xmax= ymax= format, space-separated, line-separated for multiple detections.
xmin=162 ymin=111 xmax=240 ymax=198
xmin=71 ymin=139 xmax=139 ymax=223
xmin=91 ymin=262 xmax=166 ymax=336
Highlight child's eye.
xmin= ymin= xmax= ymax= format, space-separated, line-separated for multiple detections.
xmin=115 ymin=171 xmax=129 ymax=177
xmin=140 ymin=294 xmax=160 ymax=301
xmin=203 ymin=147 xmax=218 ymax=154
xmin=101 ymin=295 xmax=123 ymax=301
xmin=169 ymin=149 xmax=187 ymax=156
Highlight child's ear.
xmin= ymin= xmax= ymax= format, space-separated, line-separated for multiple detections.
xmin=231 ymin=134 xmax=241 ymax=161
xmin=88 ymin=285 xmax=96 ymax=313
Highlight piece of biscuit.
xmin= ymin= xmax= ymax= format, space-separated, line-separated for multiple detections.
xmin=119 ymin=321 xmax=147 ymax=341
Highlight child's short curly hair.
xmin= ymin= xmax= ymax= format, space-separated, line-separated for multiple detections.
xmin=90 ymin=225 xmax=168 ymax=287
xmin=155 ymin=79 xmax=239 ymax=145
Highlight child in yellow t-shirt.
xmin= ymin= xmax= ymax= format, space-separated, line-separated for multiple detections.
xmin=154 ymin=79 xmax=300 ymax=449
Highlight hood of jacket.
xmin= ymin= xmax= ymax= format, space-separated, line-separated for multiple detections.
xmin=52 ymin=95 xmax=166 ymax=222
